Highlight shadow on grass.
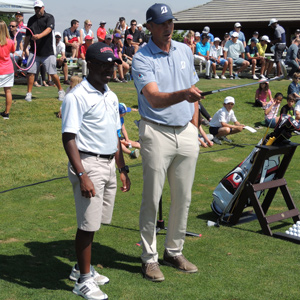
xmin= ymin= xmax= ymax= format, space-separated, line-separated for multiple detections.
xmin=0 ymin=239 xmax=140 ymax=291
xmin=0 ymin=93 xmax=32 ymax=101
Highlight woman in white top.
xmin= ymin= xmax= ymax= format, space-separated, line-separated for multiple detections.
xmin=80 ymin=19 xmax=94 ymax=44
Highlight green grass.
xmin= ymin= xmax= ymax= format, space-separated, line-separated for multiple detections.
xmin=1 ymin=78 xmax=300 ymax=300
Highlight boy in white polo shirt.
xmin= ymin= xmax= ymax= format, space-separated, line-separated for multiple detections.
xmin=209 ymin=96 xmax=245 ymax=144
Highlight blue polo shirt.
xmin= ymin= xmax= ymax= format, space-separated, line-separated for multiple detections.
xmin=196 ymin=41 xmax=210 ymax=56
xmin=132 ymin=38 xmax=198 ymax=126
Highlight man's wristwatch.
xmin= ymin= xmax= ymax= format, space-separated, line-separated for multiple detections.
xmin=77 ymin=171 xmax=86 ymax=177
xmin=118 ymin=165 xmax=129 ymax=174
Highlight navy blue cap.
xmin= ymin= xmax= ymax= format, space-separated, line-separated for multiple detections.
xmin=86 ymin=42 xmax=121 ymax=64
xmin=146 ymin=3 xmax=177 ymax=24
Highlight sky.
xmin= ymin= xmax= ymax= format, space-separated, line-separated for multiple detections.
xmin=22 ymin=0 xmax=209 ymax=35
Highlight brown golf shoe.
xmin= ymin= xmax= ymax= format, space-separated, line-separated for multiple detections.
xmin=163 ymin=251 xmax=198 ymax=273
xmin=141 ymin=262 xmax=165 ymax=282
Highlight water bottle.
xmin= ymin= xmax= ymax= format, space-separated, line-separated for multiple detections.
xmin=69 ymin=58 xmax=73 ymax=66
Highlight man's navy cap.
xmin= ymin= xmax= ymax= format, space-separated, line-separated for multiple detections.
xmin=146 ymin=3 xmax=177 ymax=24
xmin=86 ymin=42 xmax=121 ymax=64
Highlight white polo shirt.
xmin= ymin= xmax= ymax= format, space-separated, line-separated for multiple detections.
xmin=62 ymin=79 xmax=121 ymax=155
xmin=209 ymin=106 xmax=237 ymax=128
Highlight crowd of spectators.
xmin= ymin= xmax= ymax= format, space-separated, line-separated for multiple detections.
xmin=184 ymin=20 xmax=294 ymax=80
xmin=8 ymin=10 xmax=298 ymax=85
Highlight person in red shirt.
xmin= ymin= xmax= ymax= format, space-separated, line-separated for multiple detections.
xmin=0 ymin=21 xmax=15 ymax=119
xmin=97 ymin=21 xmax=106 ymax=42
xmin=78 ymin=35 xmax=93 ymax=78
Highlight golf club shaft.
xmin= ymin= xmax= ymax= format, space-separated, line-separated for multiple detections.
xmin=201 ymin=76 xmax=284 ymax=96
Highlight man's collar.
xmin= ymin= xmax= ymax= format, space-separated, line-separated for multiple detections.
xmin=82 ymin=78 xmax=110 ymax=94
xmin=148 ymin=38 xmax=175 ymax=54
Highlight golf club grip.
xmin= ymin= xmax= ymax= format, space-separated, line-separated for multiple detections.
xmin=201 ymin=91 xmax=214 ymax=96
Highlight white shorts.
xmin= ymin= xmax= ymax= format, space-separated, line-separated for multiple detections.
xmin=0 ymin=73 xmax=14 ymax=88
xmin=27 ymin=53 xmax=57 ymax=75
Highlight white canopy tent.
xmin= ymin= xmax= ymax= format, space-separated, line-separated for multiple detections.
xmin=0 ymin=0 xmax=34 ymax=13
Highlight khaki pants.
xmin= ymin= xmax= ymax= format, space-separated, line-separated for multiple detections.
xmin=68 ymin=153 xmax=117 ymax=232
xmin=139 ymin=120 xmax=199 ymax=263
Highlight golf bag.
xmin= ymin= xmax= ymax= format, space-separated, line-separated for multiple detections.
xmin=211 ymin=115 xmax=300 ymax=219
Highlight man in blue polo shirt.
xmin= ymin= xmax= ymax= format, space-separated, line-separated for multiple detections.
xmin=132 ymin=3 xmax=202 ymax=282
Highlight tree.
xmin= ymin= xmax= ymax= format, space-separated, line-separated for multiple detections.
xmin=172 ymin=30 xmax=187 ymax=43
xmin=0 ymin=13 xmax=15 ymax=26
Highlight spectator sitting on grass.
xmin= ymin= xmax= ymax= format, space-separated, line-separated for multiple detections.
xmin=287 ymin=72 xmax=300 ymax=100
xmin=280 ymin=94 xmax=296 ymax=117
xmin=118 ymin=103 xmax=140 ymax=158
xmin=263 ymin=92 xmax=283 ymax=128
xmin=255 ymin=81 xmax=273 ymax=107
xmin=198 ymin=120 xmax=214 ymax=148
xmin=209 ymin=96 xmax=245 ymax=145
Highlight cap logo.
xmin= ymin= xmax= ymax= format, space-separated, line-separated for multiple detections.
xmin=161 ymin=6 xmax=168 ymax=14
xmin=100 ymin=47 xmax=113 ymax=54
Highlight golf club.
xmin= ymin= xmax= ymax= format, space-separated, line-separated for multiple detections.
xmin=201 ymin=75 xmax=285 ymax=96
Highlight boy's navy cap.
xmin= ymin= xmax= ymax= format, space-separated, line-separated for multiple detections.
xmin=86 ymin=42 xmax=121 ymax=64
xmin=146 ymin=3 xmax=177 ymax=24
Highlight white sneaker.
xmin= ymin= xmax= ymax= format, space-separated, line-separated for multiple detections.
xmin=260 ymin=74 xmax=266 ymax=80
xmin=58 ymin=90 xmax=65 ymax=101
xmin=25 ymin=92 xmax=32 ymax=102
xmin=253 ymin=74 xmax=259 ymax=80
xmin=214 ymin=74 xmax=219 ymax=79
xmin=73 ymin=277 xmax=108 ymax=300
xmin=221 ymin=75 xmax=226 ymax=79
xmin=69 ymin=265 xmax=109 ymax=286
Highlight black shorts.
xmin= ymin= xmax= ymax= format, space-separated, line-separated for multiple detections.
xmin=209 ymin=126 xmax=220 ymax=135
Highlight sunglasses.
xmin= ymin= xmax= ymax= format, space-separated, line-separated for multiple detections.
xmin=131 ymin=23 xmax=137 ymax=26
xmin=87 ymin=24 xmax=92 ymax=26
xmin=9 ymin=25 xmax=16 ymax=28
xmin=227 ymin=103 xmax=234 ymax=106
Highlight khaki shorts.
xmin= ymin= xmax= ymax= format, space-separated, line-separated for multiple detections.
xmin=27 ymin=53 xmax=57 ymax=75
xmin=68 ymin=153 xmax=117 ymax=232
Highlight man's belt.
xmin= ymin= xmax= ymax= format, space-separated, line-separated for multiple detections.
xmin=141 ymin=116 xmax=186 ymax=128
xmin=79 ymin=151 xmax=115 ymax=160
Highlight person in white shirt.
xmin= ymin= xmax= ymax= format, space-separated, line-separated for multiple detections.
xmin=62 ymin=42 xmax=131 ymax=300
xmin=209 ymin=96 xmax=245 ymax=144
